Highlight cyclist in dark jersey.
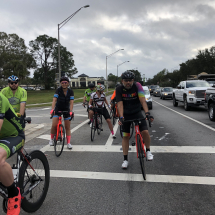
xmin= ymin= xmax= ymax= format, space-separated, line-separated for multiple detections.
xmin=49 ymin=77 xmax=74 ymax=149
xmin=116 ymin=71 xmax=154 ymax=169
xmin=0 ymin=93 xmax=25 ymax=215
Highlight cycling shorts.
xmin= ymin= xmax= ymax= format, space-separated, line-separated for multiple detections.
xmin=54 ymin=107 xmax=71 ymax=120
xmin=91 ymin=107 xmax=110 ymax=120
xmin=122 ymin=111 xmax=148 ymax=136
xmin=0 ymin=132 xmax=25 ymax=158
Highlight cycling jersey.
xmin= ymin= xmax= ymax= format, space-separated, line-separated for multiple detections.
xmin=116 ymin=82 xmax=145 ymax=114
xmin=91 ymin=92 xmax=106 ymax=108
xmin=1 ymin=86 xmax=27 ymax=113
xmin=0 ymin=93 xmax=25 ymax=158
xmin=84 ymin=88 xmax=96 ymax=102
xmin=54 ymin=87 xmax=74 ymax=110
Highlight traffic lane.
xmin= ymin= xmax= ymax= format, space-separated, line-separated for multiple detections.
xmin=150 ymin=99 xmax=215 ymax=146
xmin=18 ymin=178 xmax=215 ymax=215
xmin=152 ymin=96 xmax=215 ymax=129
xmin=43 ymin=150 xmax=215 ymax=177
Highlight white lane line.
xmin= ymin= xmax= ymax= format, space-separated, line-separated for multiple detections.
xmin=42 ymin=145 xmax=215 ymax=153
xmin=105 ymin=123 xmax=119 ymax=146
xmin=75 ymin=114 xmax=88 ymax=117
xmin=154 ymin=100 xmax=215 ymax=132
xmin=159 ymin=133 xmax=170 ymax=140
xmin=48 ymin=170 xmax=215 ymax=185
xmin=37 ymin=119 xmax=89 ymax=141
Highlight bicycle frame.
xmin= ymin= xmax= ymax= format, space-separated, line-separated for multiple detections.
xmin=134 ymin=123 xmax=146 ymax=158
xmin=0 ymin=149 xmax=42 ymax=201
xmin=56 ymin=115 xmax=63 ymax=141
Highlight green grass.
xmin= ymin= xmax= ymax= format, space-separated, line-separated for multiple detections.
xmin=26 ymin=89 xmax=114 ymax=108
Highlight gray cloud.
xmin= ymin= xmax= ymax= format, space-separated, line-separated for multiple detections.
xmin=1 ymin=0 xmax=215 ymax=80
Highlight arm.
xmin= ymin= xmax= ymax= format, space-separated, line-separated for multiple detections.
xmin=0 ymin=119 xmax=3 ymax=131
xmin=104 ymin=97 xmax=109 ymax=106
xmin=89 ymin=98 xmax=93 ymax=107
xmin=70 ymin=100 xmax=74 ymax=112
xmin=83 ymin=96 xmax=87 ymax=103
xmin=117 ymin=101 xmax=124 ymax=118
xmin=139 ymin=97 xmax=149 ymax=113
xmin=51 ymin=98 xmax=57 ymax=110
xmin=20 ymin=103 xmax=26 ymax=116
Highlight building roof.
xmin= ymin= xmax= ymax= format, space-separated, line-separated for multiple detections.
xmin=78 ymin=73 xmax=89 ymax=77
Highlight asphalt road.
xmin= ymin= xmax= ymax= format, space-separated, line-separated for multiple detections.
xmin=1 ymin=95 xmax=215 ymax=215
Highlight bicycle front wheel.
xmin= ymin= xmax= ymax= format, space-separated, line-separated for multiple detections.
xmin=54 ymin=124 xmax=65 ymax=157
xmin=19 ymin=150 xmax=50 ymax=213
xmin=137 ymin=135 xmax=146 ymax=180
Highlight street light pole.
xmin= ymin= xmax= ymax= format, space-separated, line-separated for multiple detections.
xmin=106 ymin=49 xmax=124 ymax=92
xmin=117 ymin=61 xmax=129 ymax=79
xmin=58 ymin=5 xmax=90 ymax=84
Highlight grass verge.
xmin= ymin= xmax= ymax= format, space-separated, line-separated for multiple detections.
xmin=26 ymin=89 xmax=114 ymax=109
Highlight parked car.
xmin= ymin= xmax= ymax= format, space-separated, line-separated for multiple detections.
xmin=204 ymin=86 xmax=215 ymax=121
xmin=160 ymin=87 xmax=173 ymax=100
xmin=149 ymin=85 xmax=159 ymax=94
xmin=153 ymin=88 xmax=162 ymax=97
xmin=142 ymin=86 xmax=152 ymax=110
xmin=173 ymin=80 xmax=211 ymax=111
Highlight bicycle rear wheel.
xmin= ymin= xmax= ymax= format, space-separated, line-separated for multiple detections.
xmin=54 ymin=124 xmax=65 ymax=157
xmin=19 ymin=150 xmax=50 ymax=213
xmin=91 ymin=117 xmax=96 ymax=141
xmin=137 ymin=135 xmax=146 ymax=180
xmin=120 ymin=122 xmax=134 ymax=140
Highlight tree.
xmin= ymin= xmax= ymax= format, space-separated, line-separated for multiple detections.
xmin=131 ymin=70 xmax=141 ymax=82
xmin=0 ymin=32 xmax=36 ymax=79
xmin=29 ymin=34 xmax=78 ymax=89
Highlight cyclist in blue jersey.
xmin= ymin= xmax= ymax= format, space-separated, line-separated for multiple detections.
xmin=116 ymin=71 xmax=154 ymax=169
xmin=49 ymin=77 xmax=74 ymax=149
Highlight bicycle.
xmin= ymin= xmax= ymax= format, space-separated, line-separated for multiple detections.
xmin=91 ymin=107 xmax=103 ymax=141
xmin=0 ymin=117 xmax=50 ymax=213
xmin=50 ymin=111 xmax=73 ymax=157
xmin=122 ymin=117 xmax=151 ymax=180
xmin=83 ymin=101 xmax=90 ymax=119
xmin=110 ymin=102 xmax=119 ymax=125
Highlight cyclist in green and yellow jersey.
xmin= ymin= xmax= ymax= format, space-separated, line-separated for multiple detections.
xmin=1 ymin=75 xmax=27 ymax=116
xmin=0 ymin=92 xmax=25 ymax=215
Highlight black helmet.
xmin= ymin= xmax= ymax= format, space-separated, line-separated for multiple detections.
xmin=121 ymin=70 xmax=135 ymax=79
xmin=88 ymin=83 xmax=95 ymax=88
xmin=115 ymin=83 xmax=121 ymax=88
xmin=60 ymin=76 xmax=69 ymax=82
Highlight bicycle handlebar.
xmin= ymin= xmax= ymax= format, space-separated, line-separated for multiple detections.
xmin=123 ymin=117 xmax=152 ymax=127
xmin=24 ymin=117 xmax=31 ymax=124
xmin=50 ymin=111 xmax=74 ymax=121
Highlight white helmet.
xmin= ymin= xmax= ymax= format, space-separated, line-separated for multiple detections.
xmin=96 ymin=85 xmax=105 ymax=91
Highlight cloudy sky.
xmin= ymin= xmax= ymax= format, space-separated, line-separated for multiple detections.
xmin=1 ymin=0 xmax=215 ymax=80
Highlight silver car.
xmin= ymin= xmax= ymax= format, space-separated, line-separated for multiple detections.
xmin=160 ymin=87 xmax=173 ymax=100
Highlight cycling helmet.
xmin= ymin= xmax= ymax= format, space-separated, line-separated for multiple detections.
xmin=88 ymin=83 xmax=95 ymax=88
xmin=121 ymin=70 xmax=135 ymax=79
xmin=115 ymin=83 xmax=121 ymax=88
xmin=8 ymin=75 xmax=19 ymax=82
xmin=60 ymin=76 xmax=69 ymax=82
xmin=96 ymin=84 xmax=105 ymax=91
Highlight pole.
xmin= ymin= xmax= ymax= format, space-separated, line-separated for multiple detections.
xmin=58 ymin=24 xmax=61 ymax=83
xmin=106 ymin=56 xmax=108 ymax=92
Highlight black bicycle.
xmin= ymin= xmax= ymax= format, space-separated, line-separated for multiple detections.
xmin=0 ymin=118 xmax=50 ymax=213
xmin=91 ymin=107 xmax=103 ymax=141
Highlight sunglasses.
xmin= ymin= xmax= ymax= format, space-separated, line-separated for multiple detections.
xmin=123 ymin=79 xmax=133 ymax=82
xmin=61 ymin=81 xmax=68 ymax=84
xmin=10 ymin=82 xmax=18 ymax=85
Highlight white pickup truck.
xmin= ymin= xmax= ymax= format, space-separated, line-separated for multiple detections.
xmin=172 ymin=80 xmax=211 ymax=111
